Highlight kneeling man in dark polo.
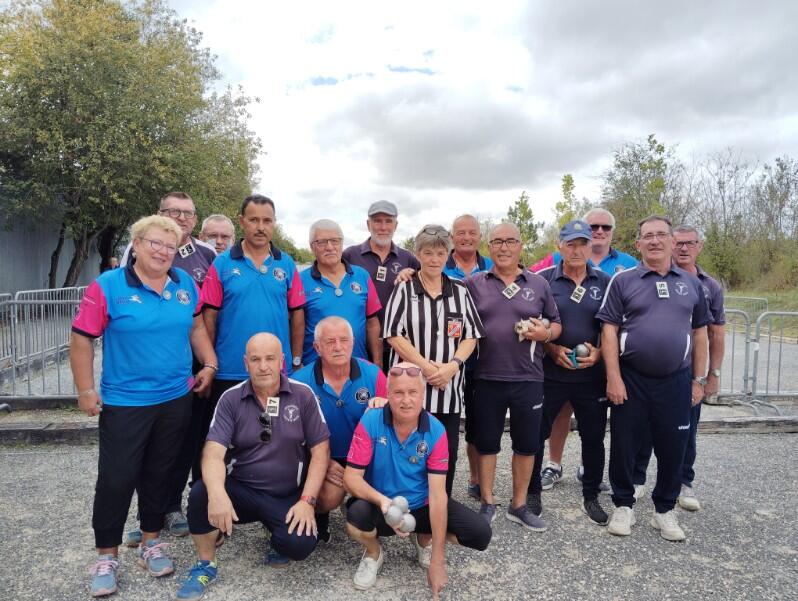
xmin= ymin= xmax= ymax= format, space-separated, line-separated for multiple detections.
xmin=176 ymin=333 xmax=330 ymax=600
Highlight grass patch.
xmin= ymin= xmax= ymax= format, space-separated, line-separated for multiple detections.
xmin=727 ymin=288 xmax=798 ymax=338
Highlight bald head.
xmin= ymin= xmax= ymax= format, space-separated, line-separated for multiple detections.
xmin=244 ymin=333 xmax=283 ymax=393
xmin=246 ymin=332 xmax=282 ymax=356
xmin=387 ymin=362 xmax=425 ymax=424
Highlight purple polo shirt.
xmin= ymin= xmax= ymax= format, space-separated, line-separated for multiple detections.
xmin=596 ymin=262 xmax=712 ymax=377
xmin=466 ymin=267 xmax=560 ymax=382
xmin=206 ymin=374 xmax=330 ymax=496
xmin=697 ymin=266 xmax=726 ymax=326
xmin=342 ymin=239 xmax=420 ymax=325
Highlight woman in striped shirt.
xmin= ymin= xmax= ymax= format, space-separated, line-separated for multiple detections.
xmin=383 ymin=224 xmax=485 ymax=494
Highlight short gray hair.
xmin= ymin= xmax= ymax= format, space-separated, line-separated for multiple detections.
xmin=488 ymin=222 xmax=521 ymax=239
xmin=673 ymin=224 xmax=701 ymax=240
xmin=309 ymin=219 xmax=344 ymax=246
xmin=637 ymin=214 xmax=673 ymax=239
xmin=414 ymin=224 xmax=452 ymax=253
xmin=201 ymin=214 xmax=234 ymax=232
xmin=451 ymin=214 xmax=479 ymax=232
xmin=314 ymin=316 xmax=353 ymax=342
xmin=583 ymin=207 xmax=616 ymax=227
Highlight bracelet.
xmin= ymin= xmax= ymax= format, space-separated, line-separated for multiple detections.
xmin=77 ymin=389 xmax=96 ymax=397
xmin=452 ymin=357 xmax=464 ymax=368
xmin=203 ymin=364 xmax=218 ymax=371
xmin=543 ymin=329 xmax=552 ymax=344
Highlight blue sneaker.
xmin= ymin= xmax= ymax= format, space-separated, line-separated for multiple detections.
xmin=124 ymin=529 xmax=142 ymax=547
xmin=137 ymin=538 xmax=174 ymax=577
xmin=478 ymin=502 xmax=497 ymax=525
xmin=176 ymin=560 xmax=217 ymax=600
xmin=165 ymin=511 xmax=190 ymax=537
xmin=89 ymin=554 xmax=119 ymax=597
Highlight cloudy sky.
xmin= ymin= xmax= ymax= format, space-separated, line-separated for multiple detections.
xmin=169 ymin=0 xmax=798 ymax=248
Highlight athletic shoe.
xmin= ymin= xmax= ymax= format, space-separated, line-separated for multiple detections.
xmin=124 ymin=529 xmax=142 ymax=548
xmin=540 ymin=465 xmax=563 ymax=490
xmin=467 ymin=482 xmax=481 ymax=500
xmin=175 ymin=560 xmax=217 ymax=600
xmin=89 ymin=554 xmax=119 ymax=597
xmin=506 ymin=503 xmax=548 ymax=532
xmin=633 ymin=484 xmax=646 ymax=500
xmin=526 ymin=492 xmax=543 ymax=517
xmin=478 ymin=502 xmax=497 ymax=525
xmin=265 ymin=547 xmax=291 ymax=567
xmin=137 ymin=538 xmax=174 ymax=577
xmin=582 ymin=498 xmax=609 ymax=526
xmin=677 ymin=485 xmax=701 ymax=512
xmin=353 ymin=548 xmax=384 ymax=590
xmin=651 ymin=510 xmax=686 ymax=541
xmin=410 ymin=533 xmax=432 ymax=569
xmin=165 ymin=511 xmax=190 ymax=537
xmin=576 ymin=465 xmax=611 ymax=493
xmin=607 ymin=506 xmax=636 ymax=536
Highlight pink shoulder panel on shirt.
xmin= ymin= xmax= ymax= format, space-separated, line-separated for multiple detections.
xmin=366 ymin=277 xmax=382 ymax=316
xmin=375 ymin=370 xmax=388 ymax=398
xmin=426 ymin=431 xmax=449 ymax=472
xmin=72 ymin=281 xmax=109 ymax=336
xmin=287 ymin=269 xmax=306 ymax=309
xmin=200 ymin=263 xmax=223 ymax=308
xmin=530 ymin=253 xmax=554 ymax=273
xmin=346 ymin=421 xmax=374 ymax=467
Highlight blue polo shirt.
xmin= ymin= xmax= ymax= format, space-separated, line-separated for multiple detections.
xmin=442 ymin=251 xmax=494 ymax=280
xmin=538 ymin=262 xmax=611 ymax=383
xmin=300 ymin=260 xmax=381 ymax=364
xmin=201 ymin=241 xmax=306 ymax=379
xmin=72 ymin=263 xmax=201 ymax=406
xmin=596 ymin=262 xmax=712 ymax=377
xmin=347 ymin=406 xmax=448 ymax=510
xmin=292 ymin=358 xmax=387 ymax=459
xmin=532 ymin=247 xmax=637 ymax=276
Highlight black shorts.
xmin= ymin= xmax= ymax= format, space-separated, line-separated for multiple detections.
xmin=472 ymin=379 xmax=543 ymax=456
xmin=463 ymin=372 xmax=477 ymax=444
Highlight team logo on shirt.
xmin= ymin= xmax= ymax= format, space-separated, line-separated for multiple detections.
xmin=355 ymin=387 xmax=371 ymax=403
xmin=313 ymin=286 xmax=323 ymax=295
xmin=589 ymin=286 xmax=603 ymax=301
xmin=391 ymin=262 xmax=402 ymax=274
xmin=350 ymin=282 xmax=363 ymax=294
xmin=521 ymin=288 xmax=535 ymax=301
xmin=176 ymin=289 xmax=191 ymax=305
xmin=378 ymin=436 xmax=388 ymax=446
xmin=415 ymin=441 xmax=429 ymax=457
xmin=230 ymin=267 xmax=242 ymax=276
xmin=193 ymin=268 xmax=206 ymax=282
xmin=674 ymin=282 xmax=689 ymax=296
xmin=283 ymin=404 xmax=300 ymax=422
xmin=130 ymin=295 xmax=142 ymax=304
xmin=273 ymin=267 xmax=287 ymax=281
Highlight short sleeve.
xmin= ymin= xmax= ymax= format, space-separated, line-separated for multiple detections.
xmin=346 ymin=420 xmax=374 ymax=469
xmin=375 ymin=369 xmax=388 ymax=397
xmin=206 ymin=390 xmax=237 ymax=447
xmin=200 ymin=263 xmax=223 ymax=310
xmin=691 ymin=283 xmax=712 ymax=329
xmin=301 ymin=389 xmax=330 ymax=448
xmin=541 ymin=278 xmax=562 ymax=324
xmin=192 ymin=280 xmax=202 ymax=316
xmin=708 ymin=281 xmax=726 ymax=325
xmin=287 ymin=268 xmax=306 ymax=310
xmin=426 ymin=431 xmax=449 ymax=474
xmin=461 ymin=286 xmax=485 ymax=340
xmin=365 ymin=277 xmax=382 ymax=317
xmin=72 ymin=281 xmax=109 ymax=338
xmin=596 ymin=273 xmax=625 ymax=326
xmin=382 ymin=284 xmax=407 ymax=338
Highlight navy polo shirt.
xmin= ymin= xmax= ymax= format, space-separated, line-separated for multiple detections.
xmin=466 ymin=267 xmax=561 ymax=382
xmin=538 ymin=262 xmax=611 ymax=383
xmin=596 ymin=262 xmax=712 ymax=377
xmin=342 ymin=239 xmax=421 ymax=326
xmin=442 ymin=251 xmax=494 ymax=280
xmin=697 ymin=266 xmax=726 ymax=326
xmin=206 ymin=375 xmax=330 ymax=496
xmin=292 ymin=358 xmax=387 ymax=459
xmin=347 ymin=406 xmax=448 ymax=510
xmin=300 ymin=260 xmax=381 ymax=364
xmin=201 ymin=241 xmax=306 ymax=379
xmin=72 ymin=263 xmax=201 ymax=406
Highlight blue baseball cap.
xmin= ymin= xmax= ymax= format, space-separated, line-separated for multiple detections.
xmin=559 ymin=220 xmax=592 ymax=242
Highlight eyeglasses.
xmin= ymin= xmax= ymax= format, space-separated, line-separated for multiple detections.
xmin=589 ymin=224 xmax=613 ymax=232
xmin=159 ymin=208 xmax=197 ymax=219
xmin=488 ymin=238 xmax=521 ymax=249
xmin=639 ymin=232 xmax=672 ymax=242
xmin=258 ymin=411 xmax=272 ymax=444
xmin=421 ymin=226 xmax=450 ymax=237
xmin=312 ymin=238 xmax=343 ymax=248
xmin=675 ymin=240 xmax=699 ymax=248
xmin=140 ymin=238 xmax=177 ymax=255
xmin=389 ymin=366 xmax=422 ymax=377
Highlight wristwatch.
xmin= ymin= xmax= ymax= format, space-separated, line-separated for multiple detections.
xmin=452 ymin=357 xmax=464 ymax=368
xmin=710 ymin=368 xmax=721 ymax=377
xmin=300 ymin=495 xmax=317 ymax=507
xmin=292 ymin=356 xmax=302 ymax=368
xmin=693 ymin=376 xmax=708 ymax=386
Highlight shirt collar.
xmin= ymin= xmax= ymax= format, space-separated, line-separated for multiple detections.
xmin=486 ymin=265 xmax=531 ymax=282
xmin=635 ymin=261 xmax=681 ymax=278
xmin=230 ymin=240 xmax=283 ymax=261
xmin=312 ymin=357 xmax=362 ymax=386
xmin=695 ymin=265 xmax=709 ymax=280
xmin=445 ymin=251 xmax=487 ymax=272
xmin=359 ymin=238 xmax=398 ymax=258
xmin=241 ymin=374 xmax=293 ymax=406
xmin=124 ymin=260 xmax=179 ymax=287
xmin=607 ymin=247 xmax=619 ymax=259
xmin=382 ymin=404 xmax=431 ymax=433
xmin=410 ymin=272 xmax=455 ymax=298
xmin=310 ymin=258 xmax=354 ymax=280
xmin=553 ymin=261 xmax=600 ymax=281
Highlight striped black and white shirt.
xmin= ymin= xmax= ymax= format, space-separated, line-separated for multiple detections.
xmin=383 ymin=273 xmax=485 ymax=414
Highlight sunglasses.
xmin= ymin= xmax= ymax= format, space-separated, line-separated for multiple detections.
xmin=421 ymin=226 xmax=450 ymax=237
xmin=258 ymin=411 xmax=272 ymax=444
xmin=389 ymin=366 xmax=422 ymax=377
xmin=590 ymin=224 xmax=613 ymax=232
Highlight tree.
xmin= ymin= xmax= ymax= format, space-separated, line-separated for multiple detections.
xmin=506 ymin=191 xmax=542 ymax=265
xmin=0 ymin=0 xmax=260 ymax=285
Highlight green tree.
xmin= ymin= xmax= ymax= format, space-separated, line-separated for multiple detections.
xmin=506 ymin=191 xmax=542 ymax=265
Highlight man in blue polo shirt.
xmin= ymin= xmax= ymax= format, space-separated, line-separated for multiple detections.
xmin=598 ymin=215 xmax=710 ymax=542
xmin=301 ymin=219 xmax=382 ymax=367
xmin=527 ymin=220 xmax=612 ymax=525
xmin=344 ymin=362 xmax=491 ymax=595
xmin=292 ymin=316 xmax=388 ymax=541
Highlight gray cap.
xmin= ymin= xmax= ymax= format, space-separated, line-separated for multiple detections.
xmin=368 ymin=200 xmax=398 ymax=217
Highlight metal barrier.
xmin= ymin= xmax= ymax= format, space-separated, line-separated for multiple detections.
xmin=719 ymin=309 xmax=751 ymax=394
xmin=725 ymin=296 xmax=768 ymax=320
xmin=749 ymin=311 xmax=798 ymax=415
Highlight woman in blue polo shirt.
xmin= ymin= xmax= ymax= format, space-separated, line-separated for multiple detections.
xmin=70 ymin=215 xmax=217 ymax=598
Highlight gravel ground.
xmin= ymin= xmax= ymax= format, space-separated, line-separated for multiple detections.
xmin=1 ymin=432 xmax=796 ymax=601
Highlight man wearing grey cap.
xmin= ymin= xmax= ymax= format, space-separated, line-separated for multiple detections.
xmin=343 ymin=201 xmax=420 ymax=370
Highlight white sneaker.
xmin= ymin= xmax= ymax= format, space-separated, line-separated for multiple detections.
xmin=353 ymin=548 xmax=384 ymax=590
xmin=607 ymin=506 xmax=636 ymax=536
xmin=678 ymin=485 xmax=701 ymax=512
xmin=651 ymin=510 xmax=686 ymax=541
xmin=633 ymin=484 xmax=646 ymax=500
xmin=410 ymin=533 xmax=432 ymax=569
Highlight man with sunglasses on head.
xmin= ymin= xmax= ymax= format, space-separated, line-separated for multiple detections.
xmin=176 ymin=333 xmax=330 ymax=600
xmin=344 ymin=362 xmax=491 ymax=596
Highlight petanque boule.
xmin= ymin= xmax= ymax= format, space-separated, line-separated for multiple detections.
xmin=574 ymin=343 xmax=589 ymax=357
xmin=540 ymin=317 xmax=551 ymax=328
xmin=392 ymin=495 xmax=410 ymax=513
xmin=399 ymin=513 xmax=416 ymax=533
xmin=384 ymin=505 xmax=404 ymax=527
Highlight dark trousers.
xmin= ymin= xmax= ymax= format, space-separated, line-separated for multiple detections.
xmin=93 ymin=393 xmax=192 ymax=548
xmin=609 ymin=366 xmax=691 ymax=514
xmin=191 ymin=378 xmax=243 ymax=482
xmin=187 ymin=478 xmax=317 ymax=561
xmin=346 ymin=497 xmax=491 ymax=551
xmin=463 ymin=373 xmax=477 ymax=445
xmin=529 ymin=380 xmax=608 ymax=500
xmin=633 ymin=401 xmax=702 ymax=488
xmin=431 ymin=411 xmax=461 ymax=496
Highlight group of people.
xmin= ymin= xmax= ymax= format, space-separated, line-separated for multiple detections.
xmin=70 ymin=191 xmax=725 ymax=599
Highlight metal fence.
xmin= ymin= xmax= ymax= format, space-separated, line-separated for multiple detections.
xmin=725 ymin=296 xmax=769 ymax=320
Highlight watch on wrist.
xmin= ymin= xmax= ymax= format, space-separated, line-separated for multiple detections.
xmin=300 ymin=494 xmax=317 ymax=507
xmin=452 ymin=357 xmax=464 ymax=368
xmin=710 ymin=368 xmax=721 ymax=378
xmin=292 ymin=356 xmax=302 ymax=367
xmin=693 ymin=376 xmax=708 ymax=386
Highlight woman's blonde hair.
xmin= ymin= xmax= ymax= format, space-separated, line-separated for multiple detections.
xmin=130 ymin=215 xmax=182 ymax=243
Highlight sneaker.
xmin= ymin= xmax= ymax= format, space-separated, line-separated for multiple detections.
xmin=467 ymin=482 xmax=481 ymax=500
xmin=582 ymin=498 xmax=609 ymax=526
xmin=265 ymin=548 xmax=291 ymax=567
xmin=124 ymin=529 xmax=142 ymax=548
xmin=318 ymin=528 xmax=332 ymax=544
xmin=540 ymin=464 xmax=563 ymax=490
xmin=607 ymin=506 xmax=636 ymax=536
xmin=137 ymin=538 xmax=174 ymax=577
xmin=576 ymin=466 xmax=611 ymax=493
xmin=176 ymin=560 xmax=217 ymax=600
xmin=678 ymin=485 xmax=701 ymax=512
xmin=478 ymin=502 xmax=497 ymax=525
xmin=651 ymin=510 xmax=686 ymax=541
xmin=633 ymin=484 xmax=646 ymax=500
xmin=165 ymin=511 xmax=190 ymax=537
xmin=353 ymin=548 xmax=384 ymax=590
xmin=526 ymin=492 xmax=543 ymax=517
xmin=506 ymin=503 xmax=548 ymax=532
xmin=89 ymin=554 xmax=119 ymax=597
xmin=410 ymin=533 xmax=432 ymax=569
